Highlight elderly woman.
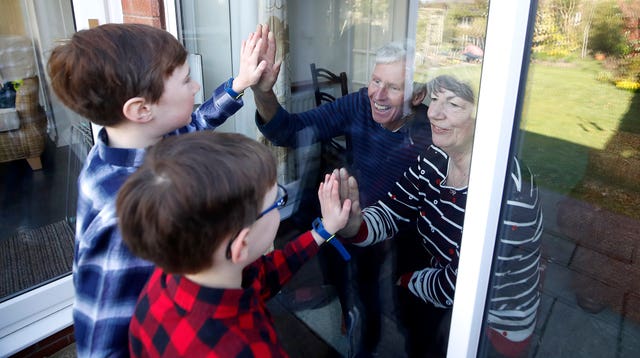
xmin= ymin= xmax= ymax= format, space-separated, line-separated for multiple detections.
xmin=336 ymin=75 xmax=543 ymax=357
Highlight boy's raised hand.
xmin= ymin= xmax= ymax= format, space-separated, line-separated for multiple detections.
xmin=318 ymin=172 xmax=351 ymax=235
xmin=232 ymin=27 xmax=269 ymax=94
xmin=252 ymin=23 xmax=281 ymax=93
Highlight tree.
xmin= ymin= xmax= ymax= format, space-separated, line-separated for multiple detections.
xmin=589 ymin=0 xmax=627 ymax=57
xmin=533 ymin=0 xmax=584 ymax=59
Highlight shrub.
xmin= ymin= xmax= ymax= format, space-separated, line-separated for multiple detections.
xmin=595 ymin=71 xmax=614 ymax=83
xmin=615 ymin=80 xmax=640 ymax=92
xmin=589 ymin=1 xmax=626 ymax=58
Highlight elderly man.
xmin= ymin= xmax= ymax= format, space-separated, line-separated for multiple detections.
xmin=252 ymin=25 xmax=433 ymax=356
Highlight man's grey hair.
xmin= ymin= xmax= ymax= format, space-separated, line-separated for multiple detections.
xmin=374 ymin=42 xmax=425 ymax=98
xmin=427 ymin=75 xmax=475 ymax=104
xmin=375 ymin=42 xmax=406 ymax=64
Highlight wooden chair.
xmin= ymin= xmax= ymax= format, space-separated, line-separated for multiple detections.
xmin=290 ymin=64 xmax=350 ymax=229
xmin=309 ymin=63 xmax=349 ymax=163
xmin=310 ymin=63 xmax=349 ymax=107
xmin=0 ymin=77 xmax=47 ymax=170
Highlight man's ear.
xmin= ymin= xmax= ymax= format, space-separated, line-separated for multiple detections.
xmin=229 ymin=228 xmax=251 ymax=264
xmin=122 ymin=97 xmax=153 ymax=123
xmin=411 ymin=88 xmax=427 ymax=107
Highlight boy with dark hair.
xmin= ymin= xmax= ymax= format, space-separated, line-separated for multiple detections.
xmin=47 ymin=23 xmax=270 ymax=356
xmin=117 ymin=131 xmax=351 ymax=357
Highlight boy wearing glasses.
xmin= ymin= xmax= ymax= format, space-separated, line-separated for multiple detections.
xmin=117 ymin=131 xmax=351 ymax=357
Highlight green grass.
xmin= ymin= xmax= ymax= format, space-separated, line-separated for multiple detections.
xmin=520 ymin=60 xmax=638 ymax=194
xmin=522 ymin=60 xmax=635 ymax=149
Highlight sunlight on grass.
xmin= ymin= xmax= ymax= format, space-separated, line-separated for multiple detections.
xmin=519 ymin=60 xmax=637 ymax=194
xmin=521 ymin=61 xmax=635 ymax=150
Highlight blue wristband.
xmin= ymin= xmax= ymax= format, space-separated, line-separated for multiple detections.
xmin=313 ymin=217 xmax=351 ymax=261
xmin=224 ymin=77 xmax=244 ymax=100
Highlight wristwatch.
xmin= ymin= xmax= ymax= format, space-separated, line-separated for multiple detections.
xmin=224 ymin=77 xmax=244 ymax=100
xmin=313 ymin=217 xmax=351 ymax=261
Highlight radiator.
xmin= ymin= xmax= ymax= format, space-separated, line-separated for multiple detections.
xmin=289 ymin=90 xmax=316 ymax=112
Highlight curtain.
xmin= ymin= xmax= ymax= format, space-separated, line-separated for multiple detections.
xmin=258 ymin=0 xmax=294 ymax=183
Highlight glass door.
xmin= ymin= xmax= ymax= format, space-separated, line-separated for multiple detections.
xmin=0 ymin=1 xmax=117 ymax=354
xmin=0 ymin=0 xmax=74 ymax=304
xmin=453 ymin=0 xmax=640 ymax=356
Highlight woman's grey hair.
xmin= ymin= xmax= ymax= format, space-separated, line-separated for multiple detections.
xmin=427 ymin=75 xmax=475 ymax=104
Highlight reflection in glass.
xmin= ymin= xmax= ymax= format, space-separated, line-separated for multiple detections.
xmin=278 ymin=0 xmax=491 ymax=356
xmin=479 ymin=0 xmax=640 ymax=356
xmin=0 ymin=2 xmax=78 ymax=303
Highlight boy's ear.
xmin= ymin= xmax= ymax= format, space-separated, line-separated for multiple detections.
xmin=411 ymin=88 xmax=427 ymax=107
xmin=122 ymin=97 xmax=153 ymax=123
xmin=229 ymin=228 xmax=251 ymax=264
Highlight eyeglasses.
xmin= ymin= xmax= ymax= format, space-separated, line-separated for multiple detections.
xmin=225 ymin=183 xmax=288 ymax=259
xmin=256 ymin=183 xmax=288 ymax=220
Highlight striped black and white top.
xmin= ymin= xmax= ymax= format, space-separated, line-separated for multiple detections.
xmin=354 ymin=144 xmax=542 ymax=342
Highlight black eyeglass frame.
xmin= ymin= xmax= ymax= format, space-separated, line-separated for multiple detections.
xmin=225 ymin=183 xmax=288 ymax=259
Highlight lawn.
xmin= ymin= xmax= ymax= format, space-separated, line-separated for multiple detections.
xmin=522 ymin=60 xmax=634 ymax=150
xmin=520 ymin=60 xmax=638 ymax=194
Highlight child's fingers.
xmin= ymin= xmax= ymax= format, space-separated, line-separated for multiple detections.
xmin=240 ymin=39 xmax=247 ymax=56
xmin=318 ymin=173 xmax=338 ymax=203
xmin=341 ymin=198 xmax=352 ymax=218
xmin=330 ymin=176 xmax=340 ymax=198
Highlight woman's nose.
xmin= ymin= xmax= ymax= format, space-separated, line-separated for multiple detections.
xmin=428 ymin=103 xmax=444 ymax=119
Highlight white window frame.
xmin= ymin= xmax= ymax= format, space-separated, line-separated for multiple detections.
xmin=0 ymin=277 xmax=74 ymax=355
xmin=447 ymin=0 xmax=536 ymax=356
xmin=0 ymin=1 xmax=535 ymax=356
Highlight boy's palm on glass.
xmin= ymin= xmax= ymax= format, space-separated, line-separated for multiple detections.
xmin=235 ymin=31 xmax=267 ymax=91
xmin=318 ymin=173 xmax=351 ymax=235
xmin=252 ymin=24 xmax=281 ymax=93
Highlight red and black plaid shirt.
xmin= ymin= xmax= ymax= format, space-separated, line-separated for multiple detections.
xmin=129 ymin=231 xmax=319 ymax=357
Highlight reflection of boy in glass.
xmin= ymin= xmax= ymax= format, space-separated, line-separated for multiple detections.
xmin=47 ymin=23 xmax=268 ymax=356
xmin=337 ymin=75 xmax=543 ymax=357
xmin=252 ymin=24 xmax=433 ymax=355
xmin=118 ymin=131 xmax=351 ymax=357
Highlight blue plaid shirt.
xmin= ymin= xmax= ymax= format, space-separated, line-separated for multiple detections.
xmin=73 ymin=83 xmax=242 ymax=357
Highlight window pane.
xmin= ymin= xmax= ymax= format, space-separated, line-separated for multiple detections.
xmin=277 ymin=0 xmax=490 ymax=356
xmin=0 ymin=1 xmax=81 ymax=302
xmin=479 ymin=0 xmax=640 ymax=356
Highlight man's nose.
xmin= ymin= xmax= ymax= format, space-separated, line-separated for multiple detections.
xmin=373 ymin=86 xmax=387 ymax=99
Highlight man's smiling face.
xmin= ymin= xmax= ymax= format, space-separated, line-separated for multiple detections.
xmin=367 ymin=60 xmax=407 ymax=130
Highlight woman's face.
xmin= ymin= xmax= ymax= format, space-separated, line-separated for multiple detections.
xmin=427 ymin=88 xmax=476 ymax=155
